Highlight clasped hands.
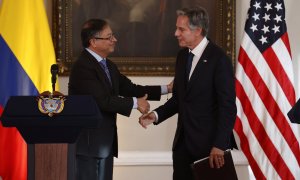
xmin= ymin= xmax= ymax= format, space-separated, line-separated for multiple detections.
xmin=136 ymin=95 xmax=156 ymax=128
xmin=137 ymin=80 xmax=173 ymax=128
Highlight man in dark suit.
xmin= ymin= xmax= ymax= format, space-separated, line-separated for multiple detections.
xmin=139 ymin=7 xmax=237 ymax=180
xmin=68 ymin=19 xmax=172 ymax=180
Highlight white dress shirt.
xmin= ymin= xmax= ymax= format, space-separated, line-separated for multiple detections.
xmin=188 ymin=37 xmax=209 ymax=80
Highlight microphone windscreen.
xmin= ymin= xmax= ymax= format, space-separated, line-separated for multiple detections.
xmin=51 ymin=64 xmax=59 ymax=74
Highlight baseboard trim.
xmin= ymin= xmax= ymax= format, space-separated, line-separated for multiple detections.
xmin=114 ymin=150 xmax=248 ymax=166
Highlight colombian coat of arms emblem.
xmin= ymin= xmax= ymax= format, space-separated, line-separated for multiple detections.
xmin=37 ymin=91 xmax=66 ymax=117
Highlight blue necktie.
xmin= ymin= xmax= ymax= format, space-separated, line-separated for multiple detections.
xmin=99 ymin=59 xmax=112 ymax=85
xmin=186 ymin=52 xmax=194 ymax=81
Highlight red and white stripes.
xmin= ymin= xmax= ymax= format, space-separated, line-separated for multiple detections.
xmin=235 ymin=33 xmax=300 ymax=179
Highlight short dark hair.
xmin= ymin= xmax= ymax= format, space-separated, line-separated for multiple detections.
xmin=81 ymin=19 xmax=108 ymax=48
xmin=176 ymin=7 xmax=209 ymax=36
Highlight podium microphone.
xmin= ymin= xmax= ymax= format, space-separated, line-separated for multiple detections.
xmin=51 ymin=64 xmax=59 ymax=92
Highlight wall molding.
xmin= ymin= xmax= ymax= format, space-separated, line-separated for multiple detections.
xmin=114 ymin=150 xmax=248 ymax=166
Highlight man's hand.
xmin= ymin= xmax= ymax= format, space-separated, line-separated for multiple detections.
xmin=167 ymin=80 xmax=174 ymax=93
xmin=137 ymin=94 xmax=149 ymax=114
xmin=139 ymin=112 xmax=156 ymax=129
xmin=209 ymin=147 xmax=225 ymax=168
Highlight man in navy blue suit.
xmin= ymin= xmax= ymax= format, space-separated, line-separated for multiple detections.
xmin=139 ymin=7 xmax=237 ymax=180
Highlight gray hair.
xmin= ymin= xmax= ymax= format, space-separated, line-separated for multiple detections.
xmin=176 ymin=7 xmax=209 ymax=36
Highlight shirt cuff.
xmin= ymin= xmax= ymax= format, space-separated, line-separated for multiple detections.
xmin=153 ymin=111 xmax=159 ymax=123
xmin=133 ymin=97 xmax=137 ymax=109
xmin=161 ymin=85 xmax=168 ymax=95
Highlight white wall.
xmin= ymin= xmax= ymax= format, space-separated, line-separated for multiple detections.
xmin=286 ymin=0 xmax=300 ymax=97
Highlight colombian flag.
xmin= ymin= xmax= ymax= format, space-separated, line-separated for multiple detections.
xmin=0 ymin=0 xmax=56 ymax=179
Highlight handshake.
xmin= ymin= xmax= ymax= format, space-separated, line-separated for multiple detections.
xmin=136 ymin=94 xmax=157 ymax=129
xmin=136 ymin=80 xmax=173 ymax=129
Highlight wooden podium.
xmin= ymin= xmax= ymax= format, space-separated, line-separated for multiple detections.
xmin=1 ymin=95 xmax=102 ymax=180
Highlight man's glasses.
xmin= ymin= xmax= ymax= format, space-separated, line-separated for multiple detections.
xmin=93 ymin=34 xmax=115 ymax=41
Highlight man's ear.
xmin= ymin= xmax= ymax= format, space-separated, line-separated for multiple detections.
xmin=195 ymin=27 xmax=203 ymax=37
xmin=89 ymin=38 xmax=96 ymax=48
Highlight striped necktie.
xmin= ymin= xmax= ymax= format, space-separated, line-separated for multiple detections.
xmin=99 ymin=59 xmax=112 ymax=85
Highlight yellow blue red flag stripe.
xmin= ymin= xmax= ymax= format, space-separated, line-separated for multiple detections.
xmin=0 ymin=0 xmax=57 ymax=179
xmin=0 ymin=36 xmax=39 ymax=105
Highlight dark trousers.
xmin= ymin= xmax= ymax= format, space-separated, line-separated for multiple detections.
xmin=76 ymin=154 xmax=113 ymax=180
xmin=173 ymin=138 xmax=198 ymax=180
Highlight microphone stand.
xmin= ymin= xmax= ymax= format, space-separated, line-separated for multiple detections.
xmin=51 ymin=64 xmax=59 ymax=94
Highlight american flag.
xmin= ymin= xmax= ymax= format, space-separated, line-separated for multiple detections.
xmin=234 ymin=0 xmax=300 ymax=179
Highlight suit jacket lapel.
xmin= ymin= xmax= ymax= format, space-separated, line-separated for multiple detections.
xmin=186 ymin=42 xmax=212 ymax=94
xmin=84 ymin=50 xmax=113 ymax=89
